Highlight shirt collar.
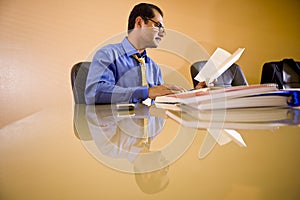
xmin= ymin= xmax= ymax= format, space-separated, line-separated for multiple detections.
xmin=122 ymin=37 xmax=148 ymax=58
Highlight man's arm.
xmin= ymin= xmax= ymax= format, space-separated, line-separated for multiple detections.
xmin=85 ymin=49 xmax=149 ymax=104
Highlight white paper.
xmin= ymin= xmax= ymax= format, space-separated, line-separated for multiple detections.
xmin=194 ymin=47 xmax=245 ymax=84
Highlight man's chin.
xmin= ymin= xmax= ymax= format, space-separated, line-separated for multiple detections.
xmin=150 ymin=41 xmax=160 ymax=48
xmin=148 ymin=44 xmax=159 ymax=48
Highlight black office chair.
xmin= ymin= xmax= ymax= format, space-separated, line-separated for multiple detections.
xmin=70 ymin=61 xmax=91 ymax=104
xmin=73 ymin=104 xmax=93 ymax=141
xmin=71 ymin=62 xmax=91 ymax=140
xmin=190 ymin=61 xmax=248 ymax=88
xmin=260 ymin=58 xmax=300 ymax=89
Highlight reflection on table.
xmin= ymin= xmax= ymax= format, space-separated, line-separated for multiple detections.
xmin=73 ymin=103 xmax=300 ymax=195
xmin=1 ymin=102 xmax=300 ymax=199
xmin=166 ymin=105 xmax=300 ymax=158
xmin=74 ymin=104 xmax=300 ymax=164
xmin=73 ymin=104 xmax=194 ymax=194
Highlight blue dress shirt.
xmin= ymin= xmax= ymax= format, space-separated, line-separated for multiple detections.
xmin=85 ymin=37 xmax=164 ymax=104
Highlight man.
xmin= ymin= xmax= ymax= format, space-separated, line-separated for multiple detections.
xmin=85 ymin=3 xmax=182 ymax=104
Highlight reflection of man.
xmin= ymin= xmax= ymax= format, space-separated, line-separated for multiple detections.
xmin=84 ymin=104 xmax=170 ymax=194
xmin=134 ymin=150 xmax=170 ymax=194
xmin=86 ymin=105 xmax=164 ymax=161
xmin=85 ymin=3 xmax=183 ymax=104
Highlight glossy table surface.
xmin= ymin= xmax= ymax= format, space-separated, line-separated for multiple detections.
xmin=1 ymin=104 xmax=300 ymax=200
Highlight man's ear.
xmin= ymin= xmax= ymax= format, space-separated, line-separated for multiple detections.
xmin=135 ymin=16 xmax=144 ymax=28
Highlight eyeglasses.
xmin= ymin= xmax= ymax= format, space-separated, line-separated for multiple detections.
xmin=144 ymin=17 xmax=166 ymax=35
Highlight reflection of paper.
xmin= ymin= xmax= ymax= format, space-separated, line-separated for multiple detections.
xmin=194 ymin=48 xmax=245 ymax=83
xmin=198 ymin=129 xmax=246 ymax=159
xmin=224 ymin=129 xmax=247 ymax=147
xmin=206 ymin=129 xmax=246 ymax=147
xmin=198 ymin=131 xmax=218 ymax=159
xmin=166 ymin=109 xmax=280 ymax=130
xmin=208 ymin=129 xmax=232 ymax=145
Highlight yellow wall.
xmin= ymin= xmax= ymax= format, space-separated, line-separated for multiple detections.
xmin=1 ymin=0 xmax=300 ymax=127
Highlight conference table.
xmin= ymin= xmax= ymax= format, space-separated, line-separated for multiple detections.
xmin=1 ymin=103 xmax=300 ymax=200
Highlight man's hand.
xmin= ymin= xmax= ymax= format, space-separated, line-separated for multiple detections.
xmin=164 ymin=84 xmax=187 ymax=93
xmin=195 ymin=81 xmax=208 ymax=89
xmin=148 ymin=84 xmax=185 ymax=99
xmin=195 ymin=79 xmax=217 ymax=89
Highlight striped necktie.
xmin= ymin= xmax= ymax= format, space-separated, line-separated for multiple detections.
xmin=132 ymin=54 xmax=150 ymax=139
xmin=132 ymin=54 xmax=147 ymax=86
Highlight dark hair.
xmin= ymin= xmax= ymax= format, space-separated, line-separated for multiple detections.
xmin=127 ymin=3 xmax=163 ymax=33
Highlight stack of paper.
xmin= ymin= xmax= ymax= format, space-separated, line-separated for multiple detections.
xmin=155 ymin=84 xmax=289 ymax=109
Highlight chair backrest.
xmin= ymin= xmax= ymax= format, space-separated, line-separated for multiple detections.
xmin=190 ymin=61 xmax=248 ymax=88
xmin=73 ymin=104 xmax=92 ymax=140
xmin=71 ymin=62 xmax=91 ymax=104
xmin=260 ymin=59 xmax=300 ymax=89
xmin=283 ymin=63 xmax=300 ymax=88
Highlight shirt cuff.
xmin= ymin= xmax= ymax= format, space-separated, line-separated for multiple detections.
xmin=131 ymin=86 xmax=148 ymax=103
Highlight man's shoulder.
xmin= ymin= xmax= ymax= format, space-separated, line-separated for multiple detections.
xmin=93 ymin=42 xmax=125 ymax=59
xmin=97 ymin=42 xmax=123 ymax=53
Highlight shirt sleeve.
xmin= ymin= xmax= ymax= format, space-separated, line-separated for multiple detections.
xmin=85 ymin=48 xmax=149 ymax=104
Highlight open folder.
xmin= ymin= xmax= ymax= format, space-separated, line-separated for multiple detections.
xmin=194 ymin=47 xmax=245 ymax=84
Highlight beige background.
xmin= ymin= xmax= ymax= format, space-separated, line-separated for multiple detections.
xmin=1 ymin=0 xmax=300 ymax=128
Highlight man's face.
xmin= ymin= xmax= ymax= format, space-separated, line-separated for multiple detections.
xmin=140 ymin=9 xmax=165 ymax=48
